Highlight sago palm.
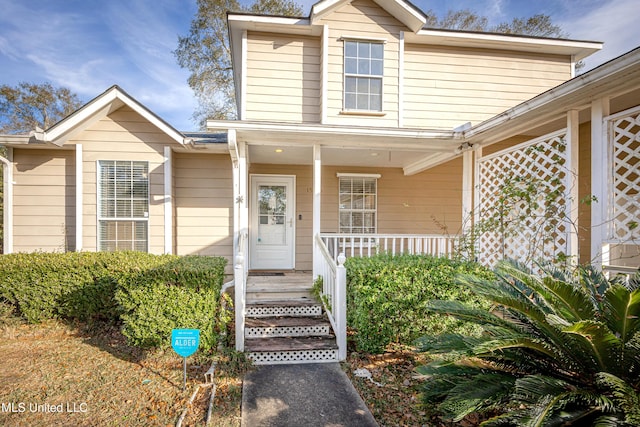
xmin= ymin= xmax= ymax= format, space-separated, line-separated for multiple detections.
xmin=416 ymin=261 xmax=640 ymax=426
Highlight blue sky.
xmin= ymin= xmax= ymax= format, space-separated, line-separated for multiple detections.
xmin=1 ymin=0 xmax=638 ymax=131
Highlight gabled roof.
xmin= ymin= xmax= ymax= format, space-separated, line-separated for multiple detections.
xmin=310 ymin=0 xmax=426 ymax=31
xmin=28 ymin=85 xmax=189 ymax=147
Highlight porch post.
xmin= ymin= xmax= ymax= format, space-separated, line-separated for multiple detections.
xmin=230 ymin=130 xmax=248 ymax=352
xmin=566 ymin=110 xmax=580 ymax=264
xmin=163 ymin=146 xmax=172 ymax=255
xmin=462 ymin=150 xmax=473 ymax=236
xmin=472 ymin=146 xmax=483 ymax=262
xmin=313 ymin=144 xmax=322 ymax=278
xmin=1 ymin=147 xmax=12 ymax=254
xmin=336 ymin=253 xmax=347 ymax=361
xmin=591 ymin=97 xmax=610 ymax=269
xmin=75 ymin=144 xmax=83 ymax=252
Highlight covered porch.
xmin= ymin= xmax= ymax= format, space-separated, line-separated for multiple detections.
xmin=215 ymin=122 xmax=468 ymax=362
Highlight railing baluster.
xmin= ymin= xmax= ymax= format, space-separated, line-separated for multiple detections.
xmin=318 ymin=234 xmax=455 ymax=260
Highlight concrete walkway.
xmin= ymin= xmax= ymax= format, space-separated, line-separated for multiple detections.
xmin=242 ymin=363 xmax=378 ymax=427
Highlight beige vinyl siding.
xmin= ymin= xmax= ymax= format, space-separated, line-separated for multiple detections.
xmin=68 ymin=106 xmax=172 ymax=254
xmin=12 ymin=149 xmax=76 ymax=252
xmin=404 ymin=45 xmax=571 ymax=129
xmin=248 ymin=161 xmax=463 ymax=270
xmin=321 ymin=0 xmax=405 ymax=127
xmin=249 ymin=164 xmax=313 ymax=271
xmin=321 ymin=161 xmax=463 ymax=234
xmin=245 ymin=32 xmax=321 ymax=123
xmin=174 ymin=153 xmax=233 ymax=263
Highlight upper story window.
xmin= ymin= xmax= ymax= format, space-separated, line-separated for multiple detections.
xmin=98 ymin=160 xmax=149 ymax=252
xmin=344 ymin=40 xmax=383 ymax=112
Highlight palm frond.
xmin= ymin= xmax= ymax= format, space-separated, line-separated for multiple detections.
xmin=503 ymin=261 xmax=596 ymax=322
xmin=514 ymin=375 xmax=573 ymax=402
xmin=562 ymin=320 xmax=622 ymax=373
xmin=423 ymin=300 xmax=516 ymax=330
xmin=415 ymin=333 xmax=479 ymax=355
xmin=595 ymin=372 xmax=640 ymax=425
xmin=437 ymin=373 xmax=516 ymax=422
xmin=602 ymin=284 xmax=640 ymax=344
xmin=593 ymin=415 xmax=628 ymax=427
xmin=473 ymin=336 xmax=558 ymax=360
xmin=578 ymin=265 xmax=611 ymax=299
xmin=458 ymin=271 xmax=549 ymax=323
xmin=627 ymin=271 xmax=640 ymax=292
xmin=521 ymin=391 xmax=613 ymax=427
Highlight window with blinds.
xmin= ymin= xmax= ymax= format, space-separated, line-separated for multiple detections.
xmin=98 ymin=160 xmax=149 ymax=251
xmin=339 ymin=176 xmax=377 ymax=233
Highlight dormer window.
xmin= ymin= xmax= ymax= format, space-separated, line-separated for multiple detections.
xmin=344 ymin=40 xmax=383 ymax=112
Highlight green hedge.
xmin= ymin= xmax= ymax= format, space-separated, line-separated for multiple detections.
xmin=0 ymin=252 xmax=227 ymax=351
xmin=115 ymin=256 xmax=226 ymax=350
xmin=346 ymin=254 xmax=493 ymax=353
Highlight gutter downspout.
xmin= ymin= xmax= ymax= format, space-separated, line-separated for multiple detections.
xmin=0 ymin=149 xmax=13 ymax=254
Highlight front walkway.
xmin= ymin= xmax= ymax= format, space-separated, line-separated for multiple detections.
xmin=241 ymin=363 xmax=378 ymax=426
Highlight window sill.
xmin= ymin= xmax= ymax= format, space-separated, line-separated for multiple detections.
xmin=339 ymin=110 xmax=386 ymax=117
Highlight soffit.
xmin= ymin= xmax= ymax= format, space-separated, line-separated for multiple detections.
xmin=405 ymin=29 xmax=602 ymax=61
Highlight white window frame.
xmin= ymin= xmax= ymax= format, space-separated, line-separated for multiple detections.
xmin=343 ymin=39 xmax=384 ymax=113
xmin=337 ymin=173 xmax=380 ymax=234
xmin=97 ymin=160 xmax=150 ymax=252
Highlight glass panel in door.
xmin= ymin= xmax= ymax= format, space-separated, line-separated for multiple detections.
xmin=257 ymin=185 xmax=287 ymax=245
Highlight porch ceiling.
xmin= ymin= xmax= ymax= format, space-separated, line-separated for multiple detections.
xmin=210 ymin=120 xmax=464 ymax=173
xmin=237 ymin=124 xmax=461 ymax=171
xmin=249 ymin=144 xmax=441 ymax=168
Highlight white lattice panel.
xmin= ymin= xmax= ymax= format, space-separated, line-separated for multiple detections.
xmin=609 ymin=109 xmax=640 ymax=242
xmin=476 ymin=131 xmax=569 ymax=268
xmin=248 ymin=349 xmax=339 ymax=365
xmin=245 ymin=324 xmax=331 ymax=338
xmin=246 ymin=304 xmax=322 ymax=318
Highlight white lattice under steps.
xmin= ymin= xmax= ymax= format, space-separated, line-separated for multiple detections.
xmin=246 ymin=337 xmax=339 ymax=365
xmin=246 ymin=300 xmax=322 ymax=318
xmin=244 ymin=303 xmax=339 ymax=364
xmin=245 ymin=316 xmax=332 ymax=338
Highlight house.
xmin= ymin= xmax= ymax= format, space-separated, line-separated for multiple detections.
xmin=1 ymin=0 xmax=639 ymax=363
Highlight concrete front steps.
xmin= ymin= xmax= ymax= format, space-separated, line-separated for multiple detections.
xmin=244 ymin=274 xmax=339 ymax=365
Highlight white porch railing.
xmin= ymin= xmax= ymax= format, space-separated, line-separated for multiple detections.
xmin=603 ymin=264 xmax=639 ymax=284
xmin=319 ymin=233 xmax=456 ymax=262
xmin=315 ymin=235 xmax=347 ymax=361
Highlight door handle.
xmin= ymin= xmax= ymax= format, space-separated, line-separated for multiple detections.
xmin=288 ymin=218 xmax=293 ymax=227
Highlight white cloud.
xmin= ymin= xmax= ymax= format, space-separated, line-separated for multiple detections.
xmin=558 ymin=0 xmax=640 ymax=70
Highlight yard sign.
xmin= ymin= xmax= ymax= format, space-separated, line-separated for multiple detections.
xmin=171 ymin=329 xmax=200 ymax=390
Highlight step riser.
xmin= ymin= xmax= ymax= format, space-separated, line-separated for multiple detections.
xmin=246 ymin=325 xmax=332 ymax=339
xmin=246 ymin=305 xmax=322 ymax=318
xmin=247 ymin=349 xmax=340 ymax=365
xmin=247 ymin=291 xmax=314 ymax=302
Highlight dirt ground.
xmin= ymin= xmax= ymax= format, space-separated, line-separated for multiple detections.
xmin=0 ymin=321 xmax=243 ymax=427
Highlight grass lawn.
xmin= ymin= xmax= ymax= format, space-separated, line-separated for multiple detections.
xmin=0 ymin=321 xmax=243 ymax=427
xmin=1 ymin=320 xmax=482 ymax=426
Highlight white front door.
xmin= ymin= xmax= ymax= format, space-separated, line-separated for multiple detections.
xmin=249 ymin=175 xmax=296 ymax=270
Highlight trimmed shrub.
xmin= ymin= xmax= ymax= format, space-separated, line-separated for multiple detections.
xmin=346 ymin=254 xmax=492 ymax=353
xmin=0 ymin=252 xmax=227 ymax=352
xmin=115 ymin=256 xmax=227 ymax=351
xmin=0 ymin=252 xmax=169 ymax=323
